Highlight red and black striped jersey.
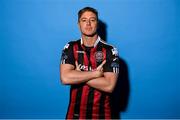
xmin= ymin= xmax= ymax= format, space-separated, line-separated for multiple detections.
xmin=61 ymin=36 xmax=120 ymax=119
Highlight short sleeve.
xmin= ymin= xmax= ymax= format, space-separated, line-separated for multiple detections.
xmin=103 ymin=47 xmax=120 ymax=73
xmin=60 ymin=42 xmax=75 ymax=66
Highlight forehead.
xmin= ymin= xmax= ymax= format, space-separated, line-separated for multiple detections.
xmin=80 ymin=11 xmax=97 ymax=19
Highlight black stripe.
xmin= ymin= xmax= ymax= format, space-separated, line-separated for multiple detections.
xmin=65 ymin=86 xmax=73 ymax=119
xmin=85 ymin=46 xmax=95 ymax=119
xmin=96 ymin=43 xmax=103 ymax=66
xmin=73 ymin=43 xmax=83 ymax=119
xmin=86 ymin=87 xmax=94 ymax=119
xmin=77 ymin=43 xmax=84 ymax=67
xmin=97 ymin=43 xmax=106 ymax=119
xmin=73 ymin=86 xmax=83 ymax=119
xmin=99 ymin=93 xmax=106 ymax=119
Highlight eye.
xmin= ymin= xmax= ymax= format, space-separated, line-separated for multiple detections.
xmin=81 ymin=19 xmax=87 ymax=22
xmin=90 ymin=19 xmax=96 ymax=22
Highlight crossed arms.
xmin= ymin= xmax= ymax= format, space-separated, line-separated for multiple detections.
xmin=60 ymin=60 xmax=118 ymax=93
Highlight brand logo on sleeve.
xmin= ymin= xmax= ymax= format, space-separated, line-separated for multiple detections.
xmin=64 ymin=43 xmax=69 ymax=49
xmin=111 ymin=48 xmax=118 ymax=56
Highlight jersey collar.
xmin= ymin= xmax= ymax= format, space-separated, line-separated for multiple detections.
xmin=80 ymin=36 xmax=101 ymax=48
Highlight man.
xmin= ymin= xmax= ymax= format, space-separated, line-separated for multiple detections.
xmin=60 ymin=7 xmax=120 ymax=119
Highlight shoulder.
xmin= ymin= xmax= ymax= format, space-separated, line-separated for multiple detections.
xmin=99 ymin=40 xmax=119 ymax=56
xmin=99 ymin=40 xmax=116 ymax=49
xmin=63 ymin=39 xmax=80 ymax=50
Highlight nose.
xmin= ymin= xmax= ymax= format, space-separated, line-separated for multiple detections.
xmin=86 ymin=20 xmax=91 ymax=25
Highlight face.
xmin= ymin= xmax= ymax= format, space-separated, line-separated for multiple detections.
xmin=78 ymin=11 xmax=98 ymax=37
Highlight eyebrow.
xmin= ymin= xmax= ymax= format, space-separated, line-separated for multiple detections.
xmin=80 ymin=17 xmax=97 ymax=19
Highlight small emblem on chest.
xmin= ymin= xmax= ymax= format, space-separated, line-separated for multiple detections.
xmin=95 ymin=51 xmax=104 ymax=62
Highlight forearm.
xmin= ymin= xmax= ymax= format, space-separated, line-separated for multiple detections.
xmin=61 ymin=69 xmax=99 ymax=85
xmin=86 ymin=77 xmax=110 ymax=92
xmin=86 ymin=73 xmax=118 ymax=93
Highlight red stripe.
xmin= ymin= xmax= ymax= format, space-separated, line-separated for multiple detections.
xmin=104 ymin=96 xmax=111 ymax=119
xmin=73 ymin=43 xmax=78 ymax=61
xmin=102 ymin=48 xmax=106 ymax=61
xmin=90 ymin=47 xmax=100 ymax=119
xmin=92 ymin=90 xmax=101 ymax=119
xmin=79 ymin=85 xmax=90 ymax=119
xmin=84 ymin=50 xmax=89 ymax=71
xmin=67 ymin=89 xmax=78 ymax=119
xmin=90 ymin=47 xmax=97 ymax=70
xmin=67 ymin=43 xmax=79 ymax=119
xmin=79 ymin=46 xmax=89 ymax=118
xmin=102 ymin=48 xmax=111 ymax=119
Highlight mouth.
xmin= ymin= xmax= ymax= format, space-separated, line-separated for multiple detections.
xmin=85 ymin=27 xmax=92 ymax=31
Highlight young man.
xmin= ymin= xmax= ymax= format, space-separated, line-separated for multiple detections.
xmin=60 ymin=7 xmax=120 ymax=119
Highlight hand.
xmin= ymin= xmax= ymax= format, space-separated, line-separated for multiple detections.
xmin=96 ymin=60 xmax=106 ymax=71
xmin=94 ymin=60 xmax=106 ymax=78
xmin=75 ymin=61 xmax=81 ymax=71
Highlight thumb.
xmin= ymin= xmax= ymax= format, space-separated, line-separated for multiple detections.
xmin=75 ymin=61 xmax=81 ymax=71
xmin=97 ymin=60 xmax=106 ymax=70
xmin=75 ymin=61 xmax=78 ymax=67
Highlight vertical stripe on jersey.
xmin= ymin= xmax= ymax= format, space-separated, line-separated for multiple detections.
xmin=102 ymin=47 xmax=106 ymax=62
xmin=66 ymin=88 xmax=78 ymax=119
xmin=104 ymin=96 xmax=111 ymax=119
xmin=66 ymin=43 xmax=79 ymax=119
xmin=90 ymin=47 xmax=101 ymax=119
xmin=92 ymin=90 xmax=101 ymax=119
xmin=95 ymin=47 xmax=107 ymax=119
xmin=79 ymin=49 xmax=89 ymax=119
xmin=102 ymin=47 xmax=111 ymax=119
xmin=73 ymin=86 xmax=83 ymax=119
xmin=79 ymin=85 xmax=89 ymax=119
xmin=99 ymin=93 xmax=105 ymax=119
xmin=73 ymin=43 xmax=83 ymax=119
xmin=86 ymin=88 xmax=94 ymax=119
xmin=86 ymin=47 xmax=97 ymax=119
xmin=73 ymin=43 xmax=78 ymax=61
xmin=90 ymin=48 xmax=97 ymax=70
xmin=77 ymin=43 xmax=84 ymax=66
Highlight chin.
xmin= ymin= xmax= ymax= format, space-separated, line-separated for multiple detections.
xmin=83 ymin=32 xmax=97 ymax=37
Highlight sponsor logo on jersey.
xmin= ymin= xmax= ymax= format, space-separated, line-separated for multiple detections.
xmin=78 ymin=64 xmax=93 ymax=71
xmin=76 ymin=51 xmax=85 ymax=54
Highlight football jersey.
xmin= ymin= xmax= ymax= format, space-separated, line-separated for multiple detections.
xmin=61 ymin=36 xmax=119 ymax=119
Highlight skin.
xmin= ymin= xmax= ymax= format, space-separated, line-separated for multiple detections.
xmin=78 ymin=11 xmax=98 ymax=47
xmin=60 ymin=11 xmax=118 ymax=93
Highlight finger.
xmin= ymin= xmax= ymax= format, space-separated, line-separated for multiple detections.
xmin=99 ymin=60 xmax=106 ymax=68
xmin=75 ymin=61 xmax=78 ymax=67
xmin=101 ymin=60 xmax=106 ymax=65
xmin=97 ymin=60 xmax=106 ymax=70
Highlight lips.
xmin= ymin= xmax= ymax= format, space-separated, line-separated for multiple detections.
xmin=85 ymin=27 xmax=92 ymax=31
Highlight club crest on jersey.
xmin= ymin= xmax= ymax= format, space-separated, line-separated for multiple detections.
xmin=95 ymin=51 xmax=104 ymax=62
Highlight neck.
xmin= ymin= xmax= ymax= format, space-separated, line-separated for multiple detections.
xmin=82 ymin=34 xmax=98 ymax=47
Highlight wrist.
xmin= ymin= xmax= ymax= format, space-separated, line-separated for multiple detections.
xmin=92 ymin=70 xmax=103 ymax=78
xmin=92 ymin=70 xmax=98 ymax=78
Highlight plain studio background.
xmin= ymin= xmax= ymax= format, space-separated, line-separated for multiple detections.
xmin=0 ymin=0 xmax=179 ymax=119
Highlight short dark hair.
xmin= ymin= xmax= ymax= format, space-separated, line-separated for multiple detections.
xmin=78 ymin=7 xmax=98 ymax=22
